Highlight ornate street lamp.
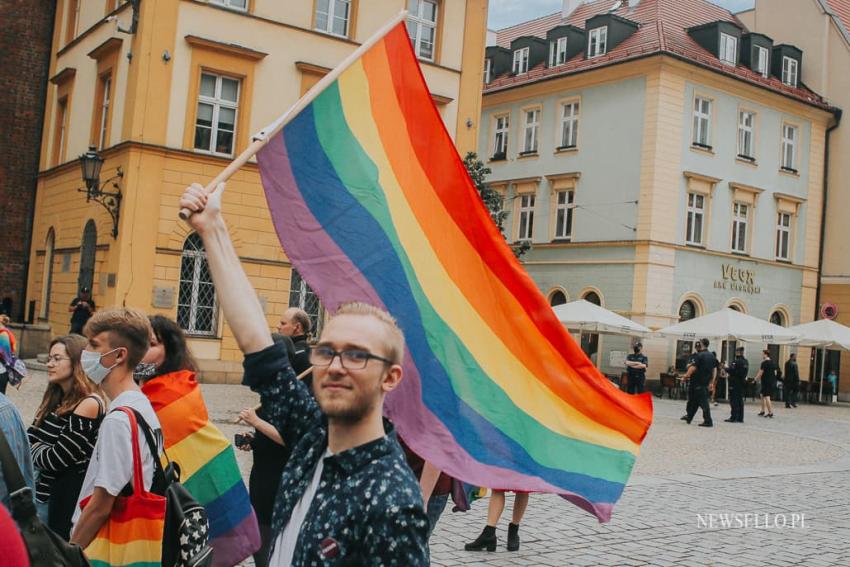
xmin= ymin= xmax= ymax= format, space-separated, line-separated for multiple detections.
xmin=77 ymin=146 xmax=123 ymax=238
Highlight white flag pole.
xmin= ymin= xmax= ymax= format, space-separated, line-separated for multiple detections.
xmin=179 ymin=9 xmax=408 ymax=220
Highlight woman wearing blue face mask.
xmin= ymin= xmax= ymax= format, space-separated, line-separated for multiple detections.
xmin=27 ymin=334 xmax=105 ymax=539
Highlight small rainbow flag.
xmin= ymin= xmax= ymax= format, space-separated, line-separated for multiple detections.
xmin=256 ymin=22 xmax=652 ymax=521
xmin=141 ymin=371 xmax=260 ymax=565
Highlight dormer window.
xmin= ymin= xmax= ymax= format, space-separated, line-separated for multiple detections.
xmin=550 ymin=36 xmax=568 ymax=66
xmin=782 ymin=56 xmax=798 ymax=86
xmin=719 ymin=33 xmax=737 ymax=65
xmin=755 ymin=45 xmax=769 ymax=77
xmin=512 ymin=47 xmax=530 ymax=74
xmin=484 ymin=58 xmax=492 ymax=84
xmin=588 ymin=27 xmax=607 ymax=58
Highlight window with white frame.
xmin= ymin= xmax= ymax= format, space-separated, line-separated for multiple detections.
xmin=550 ymin=36 xmax=568 ymax=66
xmin=315 ymin=0 xmax=352 ymax=37
xmin=781 ymin=123 xmax=797 ymax=171
xmin=776 ymin=212 xmax=791 ymax=260
xmin=554 ymin=190 xmax=574 ymax=240
xmin=194 ymin=73 xmax=240 ymax=156
xmin=731 ymin=202 xmax=749 ymax=253
xmin=484 ymin=58 xmax=492 ymax=84
xmin=177 ymin=233 xmax=218 ymax=336
xmin=210 ymin=0 xmax=247 ymax=10
xmin=686 ymin=192 xmax=705 ymax=245
xmin=559 ymin=101 xmax=579 ymax=148
xmin=493 ymin=114 xmax=509 ymax=158
xmin=692 ymin=96 xmax=712 ymax=148
xmin=512 ymin=47 xmax=529 ymax=74
xmin=522 ymin=108 xmax=540 ymax=153
xmin=97 ymin=76 xmax=111 ymax=150
xmin=755 ymin=45 xmax=769 ymax=77
xmin=588 ymin=26 xmax=607 ymax=58
xmin=781 ymin=56 xmax=798 ymax=86
xmin=719 ymin=33 xmax=737 ymax=65
xmin=517 ymin=193 xmax=535 ymax=240
xmin=737 ymin=110 xmax=755 ymax=159
xmin=407 ymin=0 xmax=438 ymax=61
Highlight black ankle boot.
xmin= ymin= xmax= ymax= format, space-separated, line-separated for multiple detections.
xmin=507 ymin=522 xmax=520 ymax=551
xmin=465 ymin=525 xmax=497 ymax=552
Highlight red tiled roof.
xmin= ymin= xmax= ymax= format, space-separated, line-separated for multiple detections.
xmin=486 ymin=0 xmax=833 ymax=111
xmin=826 ymin=0 xmax=850 ymax=40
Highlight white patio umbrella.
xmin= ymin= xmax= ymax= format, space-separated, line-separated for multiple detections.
xmin=654 ymin=308 xmax=799 ymax=343
xmin=787 ymin=319 xmax=850 ymax=402
xmin=551 ymin=299 xmax=652 ymax=336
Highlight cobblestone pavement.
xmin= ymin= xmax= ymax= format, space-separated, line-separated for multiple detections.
xmin=8 ymin=371 xmax=850 ymax=566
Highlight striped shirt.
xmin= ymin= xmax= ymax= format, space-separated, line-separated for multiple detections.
xmin=27 ymin=399 xmax=102 ymax=503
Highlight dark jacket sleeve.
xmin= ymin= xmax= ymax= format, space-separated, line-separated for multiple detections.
xmin=242 ymin=342 xmax=321 ymax=448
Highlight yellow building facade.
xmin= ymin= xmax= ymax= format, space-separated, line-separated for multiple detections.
xmin=27 ymin=0 xmax=488 ymax=380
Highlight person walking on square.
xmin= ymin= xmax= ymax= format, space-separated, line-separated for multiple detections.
xmin=625 ymin=342 xmax=648 ymax=394
xmin=680 ymin=338 xmax=714 ymax=427
xmin=465 ymin=490 xmax=530 ymax=552
xmin=0 ymin=315 xmax=18 ymax=395
xmin=755 ymin=350 xmax=777 ymax=418
xmin=724 ymin=346 xmax=748 ymax=423
xmin=68 ymin=287 xmax=95 ymax=335
xmin=784 ymin=353 xmax=800 ymax=408
xmin=27 ymin=335 xmax=104 ymax=539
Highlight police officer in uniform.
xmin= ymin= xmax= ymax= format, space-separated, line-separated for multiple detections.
xmin=625 ymin=342 xmax=648 ymax=394
xmin=680 ymin=338 xmax=715 ymax=427
xmin=725 ymin=346 xmax=748 ymax=423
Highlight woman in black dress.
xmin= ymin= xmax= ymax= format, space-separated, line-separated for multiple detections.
xmin=756 ymin=349 xmax=777 ymax=418
xmin=27 ymin=334 xmax=104 ymax=539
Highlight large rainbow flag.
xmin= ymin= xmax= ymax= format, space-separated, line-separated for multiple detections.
xmin=141 ymin=371 xmax=259 ymax=565
xmin=256 ymin=22 xmax=653 ymax=521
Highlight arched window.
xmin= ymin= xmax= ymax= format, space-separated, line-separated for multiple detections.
xmin=78 ymin=220 xmax=97 ymax=294
xmin=770 ymin=311 xmax=784 ymax=326
xmin=676 ymin=299 xmax=699 ymax=371
xmin=549 ymin=290 xmax=567 ymax=307
xmin=580 ymin=291 xmax=601 ymax=359
xmin=679 ymin=300 xmax=697 ymax=322
xmin=288 ymin=268 xmax=323 ymax=335
xmin=177 ymin=233 xmax=217 ymax=336
xmin=583 ymin=291 xmax=601 ymax=306
xmin=767 ymin=311 xmax=786 ymax=364
xmin=40 ymin=228 xmax=56 ymax=319
xmin=729 ymin=304 xmax=741 ymax=312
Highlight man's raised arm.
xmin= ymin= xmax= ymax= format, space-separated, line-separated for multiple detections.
xmin=179 ymin=183 xmax=272 ymax=354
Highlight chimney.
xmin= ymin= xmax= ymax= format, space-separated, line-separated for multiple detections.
xmin=563 ymin=0 xmax=585 ymax=18
xmin=628 ymin=0 xmax=640 ymax=8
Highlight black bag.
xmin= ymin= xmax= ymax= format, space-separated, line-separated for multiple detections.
xmin=129 ymin=409 xmax=214 ymax=567
xmin=0 ymin=427 xmax=91 ymax=567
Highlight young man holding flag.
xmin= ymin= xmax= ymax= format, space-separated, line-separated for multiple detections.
xmin=179 ymin=182 xmax=429 ymax=565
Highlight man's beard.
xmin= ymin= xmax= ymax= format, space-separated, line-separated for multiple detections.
xmin=317 ymin=378 xmax=382 ymax=423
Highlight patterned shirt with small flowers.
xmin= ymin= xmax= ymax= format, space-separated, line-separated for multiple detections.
xmin=242 ymin=342 xmax=429 ymax=566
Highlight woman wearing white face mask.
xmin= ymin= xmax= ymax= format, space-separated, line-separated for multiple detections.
xmin=27 ymin=335 xmax=105 ymax=539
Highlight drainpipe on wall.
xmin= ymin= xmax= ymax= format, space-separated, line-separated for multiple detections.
xmin=814 ymin=108 xmax=843 ymax=321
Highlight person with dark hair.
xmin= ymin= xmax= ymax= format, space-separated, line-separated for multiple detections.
xmin=680 ymin=338 xmax=714 ymax=427
xmin=137 ymin=314 xmax=260 ymax=566
xmin=27 ymin=335 xmax=104 ymax=538
xmin=725 ymin=346 xmax=748 ymax=423
xmin=755 ymin=349 xmax=777 ymax=418
xmin=68 ymin=287 xmax=95 ymax=335
xmin=784 ymin=353 xmax=800 ymax=408
xmin=625 ymin=342 xmax=648 ymax=394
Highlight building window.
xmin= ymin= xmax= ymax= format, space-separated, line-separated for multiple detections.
xmin=559 ymin=101 xmax=579 ymax=149
xmin=781 ymin=56 xmax=798 ymax=87
xmin=178 ymin=233 xmax=217 ymax=336
xmin=522 ymin=108 xmax=540 ymax=154
xmin=407 ymin=0 xmax=438 ymax=61
xmin=78 ymin=220 xmax=97 ymax=297
xmin=289 ymin=268 xmax=323 ymax=335
xmin=686 ymin=192 xmax=705 ymax=245
xmin=517 ymin=193 xmax=535 ymax=241
xmin=492 ymin=114 xmax=509 ymax=159
xmin=588 ymin=26 xmax=607 ymax=58
xmin=549 ymin=290 xmax=567 ymax=306
xmin=781 ymin=123 xmax=797 ymax=172
xmin=484 ymin=58 xmax=491 ymax=84
xmin=692 ymin=96 xmax=712 ymax=148
xmin=66 ymin=0 xmax=80 ymax=44
xmin=719 ymin=33 xmax=737 ymax=65
xmin=550 ymin=36 xmax=567 ymax=66
xmin=512 ymin=47 xmax=529 ymax=74
xmin=210 ymin=0 xmax=248 ymax=10
xmin=731 ymin=202 xmax=749 ymax=253
xmin=737 ymin=110 xmax=755 ymax=160
xmin=96 ymin=76 xmax=112 ymax=150
xmin=315 ymin=0 xmax=352 ymax=38
xmin=194 ymin=73 xmax=240 ymax=156
xmin=52 ymin=97 xmax=68 ymax=166
xmin=755 ymin=45 xmax=769 ymax=77
xmin=676 ymin=300 xmax=698 ymax=371
xmin=776 ymin=212 xmax=791 ymax=260
xmin=554 ymin=190 xmax=574 ymax=240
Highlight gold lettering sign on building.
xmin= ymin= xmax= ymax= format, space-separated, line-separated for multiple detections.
xmin=714 ymin=264 xmax=761 ymax=294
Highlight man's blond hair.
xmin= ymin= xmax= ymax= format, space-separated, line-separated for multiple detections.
xmin=333 ymin=302 xmax=405 ymax=365
xmin=84 ymin=308 xmax=152 ymax=369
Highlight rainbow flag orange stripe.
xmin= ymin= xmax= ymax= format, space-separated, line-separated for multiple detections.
xmin=142 ymin=371 xmax=259 ymax=564
xmin=256 ymin=23 xmax=653 ymax=521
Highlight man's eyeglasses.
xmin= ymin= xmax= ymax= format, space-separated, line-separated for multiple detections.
xmin=46 ymin=355 xmax=70 ymax=364
xmin=309 ymin=346 xmax=393 ymax=370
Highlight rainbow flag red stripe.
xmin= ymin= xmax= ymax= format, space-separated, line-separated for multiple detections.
xmin=256 ymin=23 xmax=653 ymax=521
xmin=141 ymin=371 xmax=259 ymax=564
